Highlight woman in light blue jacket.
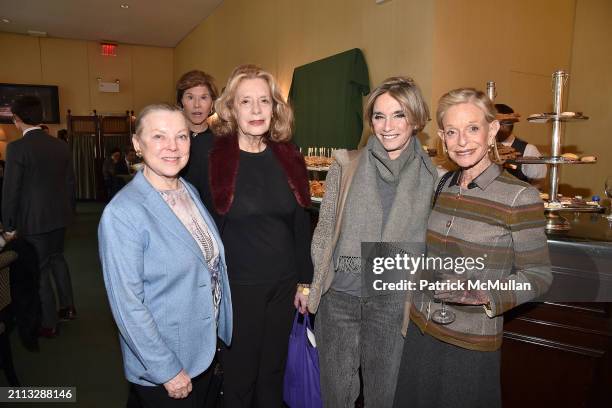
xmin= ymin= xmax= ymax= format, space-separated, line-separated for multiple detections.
xmin=98 ymin=103 xmax=232 ymax=407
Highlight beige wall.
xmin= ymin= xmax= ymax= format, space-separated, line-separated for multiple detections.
xmin=564 ymin=0 xmax=612 ymax=197
xmin=47 ymin=0 xmax=602 ymax=197
xmin=174 ymin=0 xmax=435 ymax=144
xmin=431 ymin=0 xmax=576 ymax=149
xmin=0 ymin=33 xmax=174 ymax=156
xmin=175 ymin=0 xmax=437 ymax=92
xmin=175 ymin=0 xmax=582 ymax=146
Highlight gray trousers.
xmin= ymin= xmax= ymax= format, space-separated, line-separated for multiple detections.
xmin=25 ymin=228 xmax=74 ymax=329
xmin=316 ymin=289 xmax=405 ymax=408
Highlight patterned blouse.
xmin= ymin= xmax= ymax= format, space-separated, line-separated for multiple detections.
xmin=158 ymin=182 xmax=221 ymax=320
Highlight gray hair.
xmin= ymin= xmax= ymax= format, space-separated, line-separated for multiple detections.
xmin=134 ymin=103 xmax=187 ymax=136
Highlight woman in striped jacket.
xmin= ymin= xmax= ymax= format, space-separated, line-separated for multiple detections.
xmin=394 ymin=88 xmax=552 ymax=408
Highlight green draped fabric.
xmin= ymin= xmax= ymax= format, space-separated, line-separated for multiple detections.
xmin=289 ymin=48 xmax=370 ymax=150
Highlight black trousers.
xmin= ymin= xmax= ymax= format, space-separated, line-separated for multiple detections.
xmin=24 ymin=228 xmax=74 ymax=329
xmin=5 ymin=238 xmax=40 ymax=350
xmin=393 ymin=326 xmax=501 ymax=408
xmin=221 ymin=277 xmax=297 ymax=408
xmin=131 ymin=367 xmax=213 ymax=408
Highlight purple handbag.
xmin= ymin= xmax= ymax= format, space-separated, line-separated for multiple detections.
xmin=283 ymin=312 xmax=323 ymax=408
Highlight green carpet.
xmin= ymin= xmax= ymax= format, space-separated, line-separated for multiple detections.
xmin=1 ymin=202 xmax=129 ymax=407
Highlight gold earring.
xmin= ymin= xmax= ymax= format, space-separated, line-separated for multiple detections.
xmin=489 ymin=141 xmax=500 ymax=162
xmin=136 ymin=150 xmax=143 ymax=158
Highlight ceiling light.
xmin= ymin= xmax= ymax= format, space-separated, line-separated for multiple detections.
xmin=120 ymin=4 xmax=129 ymax=9
xmin=27 ymin=30 xmax=47 ymax=37
xmin=1 ymin=18 xmax=10 ymax=23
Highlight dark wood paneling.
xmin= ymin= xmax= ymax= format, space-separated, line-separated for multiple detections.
xmin=501 ymin=302 xmax=612 ymax=408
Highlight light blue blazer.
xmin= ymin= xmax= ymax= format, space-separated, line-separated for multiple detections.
xmin=98 ymin=171 xmax=232 ymax=386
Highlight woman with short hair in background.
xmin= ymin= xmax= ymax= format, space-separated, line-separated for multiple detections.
xmin=393 ymin=88 xmax=552 ymax=408
xmin=176 ymin=70 xmax=218 ymax=139
xmin=177 ymin=70 xmax=219 ymax=194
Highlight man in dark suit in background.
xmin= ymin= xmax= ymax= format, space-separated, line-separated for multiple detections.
xmin=3 ymin=96 xmax=76 ymax=337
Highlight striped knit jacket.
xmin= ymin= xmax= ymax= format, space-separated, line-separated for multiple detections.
xmin=410 ymin=164 xmax=552 ymax=351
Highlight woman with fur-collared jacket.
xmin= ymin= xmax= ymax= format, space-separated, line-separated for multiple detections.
xmin=308 ymin=77 xmax=437 ymax=408
xmin=184 ymin=64 xmax=313 ymax=408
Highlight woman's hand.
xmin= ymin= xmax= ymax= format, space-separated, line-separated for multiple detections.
xmin=163 ymin=369 xmax=192 ymax=399
xmin=294 ymin=289 xmax=309 ymax=315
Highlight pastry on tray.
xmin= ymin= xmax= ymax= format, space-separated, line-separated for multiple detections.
xmin=309 ymin=180 xmax=326 ymax=198
xmin=496 ymin=144 xmax=522 ymax=161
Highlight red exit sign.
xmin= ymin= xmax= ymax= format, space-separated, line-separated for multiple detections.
xmin=101 ymin=43 xmax=117 ymax=56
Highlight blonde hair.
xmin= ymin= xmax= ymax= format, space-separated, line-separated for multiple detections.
xmin=134 ymin=103 xmax=187 ymax=137
xmin=436 ymin=88 xmax=496 ymax=129
xmin=212 ymin=64 xmax=293 ymax=142
xmin=364 ymin=76 xmax=430 ymax=135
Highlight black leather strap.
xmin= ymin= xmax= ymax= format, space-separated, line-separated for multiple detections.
xmin=432 ymin=171 xmax=455 ymax=209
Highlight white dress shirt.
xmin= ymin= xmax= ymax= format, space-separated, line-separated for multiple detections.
xmin=22 ymin=126 xmax=42 ymax=136
xmin=502 ymin=135 xmax=547 ymax=180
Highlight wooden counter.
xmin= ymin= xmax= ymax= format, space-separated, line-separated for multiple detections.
xmin=501 ymin=214 xmax=612 ymax=408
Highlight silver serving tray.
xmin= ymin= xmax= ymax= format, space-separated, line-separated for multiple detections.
xmin=544 ymin=205 xmax=605 ymax=214
xmin=527 ymin=112 xmax=589 ymax=123
xmin=508 ymin=156 xmax=597 ymax=164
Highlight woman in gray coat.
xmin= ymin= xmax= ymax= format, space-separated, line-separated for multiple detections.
xmin=307 ymin=77 xmax=436 ymax=408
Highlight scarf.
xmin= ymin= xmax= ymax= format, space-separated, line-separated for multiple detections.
xmin=333 ymin=135 xmax=434 ymax=295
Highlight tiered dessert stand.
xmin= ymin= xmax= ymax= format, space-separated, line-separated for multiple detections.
xmin=507 ymin=70 xmax=596 ymax=231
